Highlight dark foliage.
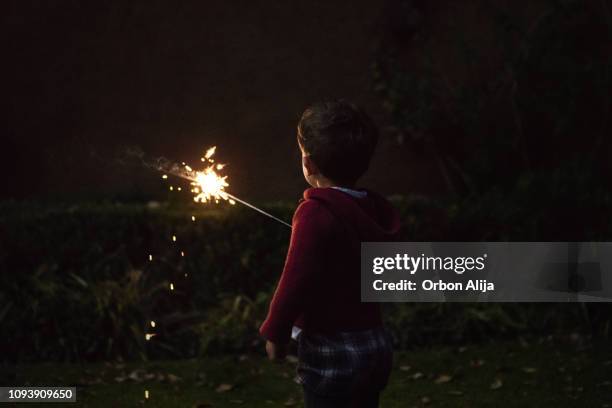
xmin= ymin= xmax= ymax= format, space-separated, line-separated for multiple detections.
xmin=1 ymin=194 xmax=610 ymax=363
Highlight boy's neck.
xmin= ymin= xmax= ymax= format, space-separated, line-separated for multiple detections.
xmin=317 ymin=182 xmax=355 ymax=190
xmin=313 ymin=178 xmax=354 ymax=190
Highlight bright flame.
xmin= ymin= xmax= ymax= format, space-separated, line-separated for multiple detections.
xmin=190 ymin=147 xmax=230 ymax=204
xmin=192 ymin=168 xmax=229 ymax=203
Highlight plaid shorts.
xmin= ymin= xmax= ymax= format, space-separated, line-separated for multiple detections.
xmin=295 ymin=327 xmax=393 ymax=398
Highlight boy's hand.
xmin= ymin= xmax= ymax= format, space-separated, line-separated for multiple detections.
xmin=265 ymin=340 xmax=287 ymax=361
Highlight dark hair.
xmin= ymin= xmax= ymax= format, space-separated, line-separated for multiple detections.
xmin=297 ymin=100 xmax=378 ymax=186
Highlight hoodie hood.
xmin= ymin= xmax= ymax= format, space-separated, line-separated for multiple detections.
xmin=303 ymin=187 xmax=401 ymax=241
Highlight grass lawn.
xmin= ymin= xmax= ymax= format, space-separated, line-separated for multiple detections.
xmin=10 ymin=340 xmax=612 ymax=407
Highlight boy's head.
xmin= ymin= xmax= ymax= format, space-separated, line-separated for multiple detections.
xmin=297 ymin=100 xmax=378 ymax=188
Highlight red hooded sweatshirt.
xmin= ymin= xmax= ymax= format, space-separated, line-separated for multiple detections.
xmin=259 ymin=187 xmax=401 ymax=344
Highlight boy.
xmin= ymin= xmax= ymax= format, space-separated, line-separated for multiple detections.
xmin=260 ymin=100 xmax=400 ymax=408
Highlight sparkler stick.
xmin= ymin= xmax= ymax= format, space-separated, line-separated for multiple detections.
xmin=224 ymin=192 xmax=292 ymax=228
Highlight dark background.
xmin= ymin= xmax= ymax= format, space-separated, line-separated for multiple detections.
xmin=7 ymin=0 xmax=609 ymax=203
xmin=3 ymin=0 xmax=423 ymax=202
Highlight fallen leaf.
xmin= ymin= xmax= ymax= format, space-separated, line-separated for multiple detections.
xmin=490 ymin=378 xmax=503 ymax=390
xmin=448 ymin=390 xmax=463 ymax=396
xmin=434 ymin=374 xmax=452 ymax=384
xmin=522 ymin=367 xmax=537 ymax=374
xmin=284 ymin=397 xmax=297 ymax=406
xmin=286 ymin=355 xmax=298 ymax=364
xmin=128 ymin=370 xmax=143 ymax=382
xmin=215 ymin=383 xmax=234 ymax=393
xmin=399 ymin=365 xmax=411 ymax=372
xmin=470 ymin=359 xmax=485 ymax=367
xmin=421 ymin=396 xmax=431 ymax=404
xmin=166 ymin=374 xmax=181 ymax=384
xmin=412 ymin=372 xmax=424 ymax=380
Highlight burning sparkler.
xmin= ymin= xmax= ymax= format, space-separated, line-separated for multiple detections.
xmin=149 ymin=146 xmax=291 ymax=228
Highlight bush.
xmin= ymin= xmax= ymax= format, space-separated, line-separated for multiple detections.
xmin=0 ymin=201 xmax=290 ymax=362
xmin=0 ymin=195 xmax=610 ymax=363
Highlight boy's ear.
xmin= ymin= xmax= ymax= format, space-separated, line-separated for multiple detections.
xmin=302 ymin=155 xmax=319 ymax=176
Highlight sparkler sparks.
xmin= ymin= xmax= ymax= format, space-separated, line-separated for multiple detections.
xmin=204 ymin=146 xmax=216 ymax=159
xmin=123 ymin=145 xmax=292 ymax=402
xmin=129 ymin=146 xmax=289 ymax=334
xmin=144 ymin=145 xmax=291 ymax=228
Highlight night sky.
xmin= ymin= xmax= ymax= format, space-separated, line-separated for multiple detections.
xmin=4 ymin=1 xmax=440 ymax=202
xmin=4 ymin=1 xmax=609 ymax=202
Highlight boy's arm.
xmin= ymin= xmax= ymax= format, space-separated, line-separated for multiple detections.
xmin=259 ymin=199 xmax=332 ymax=345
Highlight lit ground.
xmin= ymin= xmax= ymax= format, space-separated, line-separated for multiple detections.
xmin=13 ymin=340 xmax=612 ymax=407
